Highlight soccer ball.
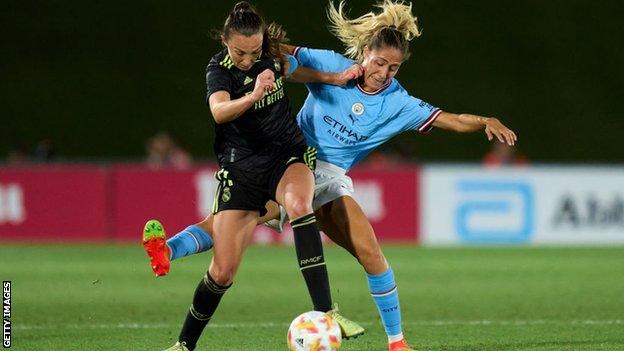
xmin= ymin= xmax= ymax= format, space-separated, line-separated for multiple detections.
xmin=287 ymin=311 xmax=342 ymax=351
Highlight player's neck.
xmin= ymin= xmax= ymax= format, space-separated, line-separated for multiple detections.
xmin=357 ymin=77 xmax=389 ymax=94
xmin=358 ymin=77 xmax=374 ymax=93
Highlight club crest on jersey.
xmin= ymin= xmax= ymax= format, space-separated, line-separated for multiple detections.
xmin=222 ymin=187 xmax=231 ymax=202
xmin=274 ymin=60 xmax=281 ymax=72
xmin=351 ymin=102 xmax=364 ymax=115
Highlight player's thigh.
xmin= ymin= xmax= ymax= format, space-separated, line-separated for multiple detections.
xmin=274 ymin=163 xmax=315 ymax=209
xmin=197 ymin=191 xmax=259 ymax=236
xmin=212 ymin=209 xmax=258 ymax=273
xmin=197 ymin=204 xmax=269 ymax=232
xmin=316 ymin=196 xmax=381 ymax=258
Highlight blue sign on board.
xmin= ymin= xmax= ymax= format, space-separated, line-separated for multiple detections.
xmin=455 ymin=180 xmax=534 ymax=244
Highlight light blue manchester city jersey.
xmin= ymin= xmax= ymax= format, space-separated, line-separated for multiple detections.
xmin=294 ymin=47 xmax=441 ymax=171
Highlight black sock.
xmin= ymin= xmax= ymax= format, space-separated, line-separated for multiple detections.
xmin=178 ymin=273 xmax=231 ymax=350
xmin=291 ymin=213 xmax=332 ymax=312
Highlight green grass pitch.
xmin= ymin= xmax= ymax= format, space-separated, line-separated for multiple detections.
xmin=1 ymin=244 xmax=623 ymax=350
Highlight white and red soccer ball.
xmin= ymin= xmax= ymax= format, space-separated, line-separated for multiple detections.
xmin=287 ymin=311 xmax=342 ymax=351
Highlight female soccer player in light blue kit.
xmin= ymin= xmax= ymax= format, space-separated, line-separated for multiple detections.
xmin=282 ymin=2 xmax=516 ymax=349
xmin=144 ymin=1 xmax=517 ymax=350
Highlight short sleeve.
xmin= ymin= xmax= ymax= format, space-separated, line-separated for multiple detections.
xmin=205 ymin=64 xmax=233 ymax=103
xmin=401 ymin=96 xmax=442 ymax=134
xmin=285 ymin=54 xmax=299 ymax=76
xmin=293 ymin=47 xmax=354 ymax=73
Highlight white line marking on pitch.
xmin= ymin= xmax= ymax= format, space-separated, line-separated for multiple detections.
xmin=14 ymin=320 xmax=623 ymax=330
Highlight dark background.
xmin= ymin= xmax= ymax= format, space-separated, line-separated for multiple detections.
xmin=2 ymin=0 xmax=622 ymax=162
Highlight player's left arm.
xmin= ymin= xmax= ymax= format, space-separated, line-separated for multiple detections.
xmin=433 ymin=112 xmax=518 ymax=145
xmin=281 ymin=44 xmax=363 ymax=86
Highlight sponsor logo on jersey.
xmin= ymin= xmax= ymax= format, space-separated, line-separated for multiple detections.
xmin=323 ymin=115 xmax=369 ymax=145
xmin=243 ymin=76 xmax=253 ymax=85
xmin=252 ymin=77 xmax=285 ymax=110
xmin=418 ymin=100 xmax=435 ymax=112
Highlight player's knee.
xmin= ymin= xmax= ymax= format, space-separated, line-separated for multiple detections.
xmin=285 ymin=198 xmax=313 ymax=219
xmin=209 ymin=265 xmax=235 ymax=286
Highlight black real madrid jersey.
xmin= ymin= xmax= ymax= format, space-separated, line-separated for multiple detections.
xmin=205 ymin=49 xmax=305 ymax=165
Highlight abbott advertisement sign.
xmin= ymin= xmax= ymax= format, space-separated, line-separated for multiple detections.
xmin=421 ymin=166 xmax=624 ymax=245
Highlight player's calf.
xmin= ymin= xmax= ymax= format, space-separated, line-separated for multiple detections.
xmin=167 ymin=224 xmax=213 ymax=260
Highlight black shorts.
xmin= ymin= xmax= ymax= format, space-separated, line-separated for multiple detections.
xmin=211 ymin=143 xmax=317 ymax=216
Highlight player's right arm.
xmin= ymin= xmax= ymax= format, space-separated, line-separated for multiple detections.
xmin=209 ymin=69 xmax=275 ymax=124
xmin=206 ymin=60 xmax=274 ymax=124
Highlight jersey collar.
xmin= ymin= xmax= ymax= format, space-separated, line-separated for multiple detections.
xmin=356 ymin=79 xmax=391 ymax=96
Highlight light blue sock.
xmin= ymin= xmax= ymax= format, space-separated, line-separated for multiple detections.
xmin=367 ymin=267 xmax=402 ymax=339
xmin=166 ymin=225 xmax=213 ymax=261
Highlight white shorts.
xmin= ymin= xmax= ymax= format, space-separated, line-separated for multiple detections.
xmin=312 ymin=160 xmax=354 ymax=210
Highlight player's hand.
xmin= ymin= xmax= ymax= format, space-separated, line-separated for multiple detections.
xmin=484 ymin=118 xmax=517 ymax=146
xmin=332 ymin=64 xmax=364 ymax=86
xmin=251 ymin=69 xmax=275 ymax=102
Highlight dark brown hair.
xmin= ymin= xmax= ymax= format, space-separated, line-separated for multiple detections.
xmin=220 ymin=2 xmax=289 ymax=71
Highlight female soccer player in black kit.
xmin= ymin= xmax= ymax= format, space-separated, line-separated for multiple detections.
xmin=155 ymin=3 xmax=362 ymax=350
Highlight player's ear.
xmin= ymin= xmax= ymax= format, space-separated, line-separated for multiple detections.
xmin=221 ymin=35 xmax=227 ymax=47
xmin=363 ymin=46 xmax=370 ymax=58
xmin=361 ymin=46 xmax=371 ymax=65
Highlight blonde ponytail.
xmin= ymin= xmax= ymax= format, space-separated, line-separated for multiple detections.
xmin=327 ymin=0 xmax=421 ymax=61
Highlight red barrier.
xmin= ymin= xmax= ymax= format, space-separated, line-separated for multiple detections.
xmin=0 ymin=166 xmax=109 ymax=240
xmin=0 ymin=164 xmax=421 ymax=243
xmin=351 ymin=169 xmax=420 ymax=242
xmin=111 ymin=165 xmax=218 ymax=241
